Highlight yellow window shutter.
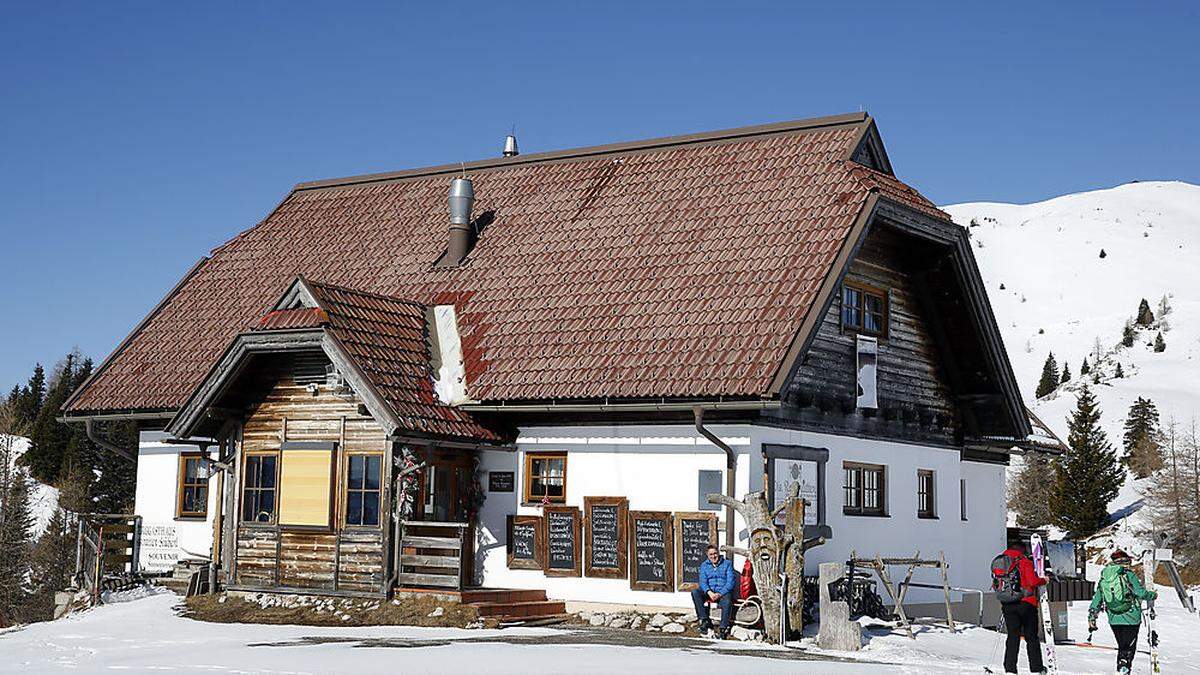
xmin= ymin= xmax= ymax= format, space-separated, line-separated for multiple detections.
xmin=278 ymin=443 xmax=335 ymax=527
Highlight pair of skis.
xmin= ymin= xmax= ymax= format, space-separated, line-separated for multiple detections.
xmin=1030 ymin=534 xmax=1059 ymax=674
xmin=1143 ymin=550 xmax=1161 ymax=673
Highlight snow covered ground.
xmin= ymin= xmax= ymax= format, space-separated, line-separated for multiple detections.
xmin=2 ymin=591 xmax=1197 ymax=674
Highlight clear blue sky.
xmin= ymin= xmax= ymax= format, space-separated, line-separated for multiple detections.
xmin=2 ymin=2 xmax=1198 ymax=392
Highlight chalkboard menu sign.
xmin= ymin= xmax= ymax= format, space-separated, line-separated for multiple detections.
xmin=488 ymin=471 xmax=515 ymax=493
xmin=628 ymin=510 xmax=674 ymax=592
xmin=543 ymin=506 xmax=581 ymax=577
xmin=584 ymin=496 xmax=628 ymax=579
xmin=506 ymin=515 xmax=544 ymax=570
xmin=673 ymin=512 xmax=718 ymax=591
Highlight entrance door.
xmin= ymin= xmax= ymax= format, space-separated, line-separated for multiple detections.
xmin=417 ymin=453 xmax=473 ymax=523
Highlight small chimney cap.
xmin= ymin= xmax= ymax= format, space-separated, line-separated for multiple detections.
xmin=503 ymin=133 xmax=519 ymax=157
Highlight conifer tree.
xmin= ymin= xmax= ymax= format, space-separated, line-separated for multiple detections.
xmin=1050 ymin=386 xmax=1125 ymax=538
xmin=1080 ymin=357 xmax=1090 ymax=375
xmin=1122 ymin=320 xmax=1135 ymax=348
xmin=23 ymin=354 xmax=79 ymax=485
xmin=1154 ymin=332 xmax=1166 ymax=352
xmin=1157 ymin=294 xmax=1171 ymax=318
xmin=1137 ymin=298 xmax=1155 ymax=326
xmin=1007 ymin=451 xmax=1059 ymax=529
xmin=1061 ymin=363 xmax=1071 ymax=384
xmin=0 ymin=406 xmax=35 ymax=625
xmin=1123 ymin=397 xmax=1161 ymax=476
xmin=1036 ymin=352 xmax=1060 ymax=398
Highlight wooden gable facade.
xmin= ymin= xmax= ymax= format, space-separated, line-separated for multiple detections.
xmin=765 ymin=199 xmax=1027 ymax=454
xmin=224 ymin=352 xmax=392 ymax=595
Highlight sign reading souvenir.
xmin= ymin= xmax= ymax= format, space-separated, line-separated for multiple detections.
xmin=674 ymin=512 xmax=718 ymax=591
xmin=584 ymin=496 xmax=628 ymax=579
xmin=488 ymin=471 xmax=515 ymax=493
xmin=628 ymin=510 xmax=674 ymax=592
xmin=543 ymin=506 xmax=581 ymax=577
xmin=138 ymin=523 xmax=179 ymax=573
xmin=507 ymin=515 xmax=544 ymax=570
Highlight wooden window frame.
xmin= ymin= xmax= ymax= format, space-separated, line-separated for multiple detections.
xmin=176 ymin=453 xmax=208 ymax=520
xmin=841 ymin=279 xmax=889 ymax=339
xmin=917 ymin=469 xmax=937 ymax=519
xmin=843 ymin=461 xmax=887 ymax=517
xmin=241 ymin=452 xmax=280 ymax=525
xmin=523 ymin=451 xmax=567 ymax=505
xmin=343 ymin=452 xmax=383 ymax=529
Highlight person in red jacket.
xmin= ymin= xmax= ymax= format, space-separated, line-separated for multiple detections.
xmin=999 ymin=542 xmax=1048 ymax=674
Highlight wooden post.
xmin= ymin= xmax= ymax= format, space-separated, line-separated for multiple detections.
xmin=939 ymin=551 xmax=956 ymax=631
xmin=874 ymin=555 xmax=914 ymax=640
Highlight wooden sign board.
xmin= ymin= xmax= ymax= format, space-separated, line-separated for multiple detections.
xmin=488 ymin=471 xmax=515 ymax=493
xmin=584 ymin=496 xmax=628 ymax=579
xmin=674 ymin=512 xmax=718 ymax=591
xmin=628 ymin=510 xmax=673 ymax=592
xmin=507 ymin=515 xmax=544 ymax=570
xmin=542 ymin=506 xmax=582 ymax=577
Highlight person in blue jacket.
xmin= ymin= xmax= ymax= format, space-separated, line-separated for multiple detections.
xmin=690 ymin=544 xmax=736 ymax=638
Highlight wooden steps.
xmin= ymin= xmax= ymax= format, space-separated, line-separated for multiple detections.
xmin=460 ymin=588 xmax=566 ymax=622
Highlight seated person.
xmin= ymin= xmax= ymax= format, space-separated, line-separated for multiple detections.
xmin=690 ymin=544 xmax=736 ymax=638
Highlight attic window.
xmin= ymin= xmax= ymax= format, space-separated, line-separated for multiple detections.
xmin=842 ymin=281 xmax=888 ymax=338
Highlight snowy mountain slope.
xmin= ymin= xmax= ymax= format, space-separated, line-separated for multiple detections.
xmin=944 ymin=181 xmax=1200 ymax=444
xmin=943 ymin=181 xmax=1200 ymax=553
xmin=2 ymin=434 xmax=60 ymax=537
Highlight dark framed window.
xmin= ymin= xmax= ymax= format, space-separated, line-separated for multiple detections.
xmin=843 ymin=462 xmax=886 ymax=516
xmin=917 ymin=469 xmax=936 ymax=519
xmin=177 ymin=454 xmax=208 ymax=519
xmin=842 ymin=281 xmax=888 ymax=337
xmin=524 ymin=452 xmax=566 ymax=504
xmin=346 ymin=454 xmax=382 ymax=527
xmin=242 ymin=454 xmax=278 ymax=524
xmin=960 ymin=479 xmax=968 ymax=521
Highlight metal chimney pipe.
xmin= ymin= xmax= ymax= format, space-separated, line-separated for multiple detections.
xmin=503 ymin=133 xmax=519 ymax=157
xmin=445 ymin=177 xmax=475 ymax=266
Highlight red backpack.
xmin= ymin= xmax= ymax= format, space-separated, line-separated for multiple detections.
xmin=991 ymin=552 xmax=1027 ymax=604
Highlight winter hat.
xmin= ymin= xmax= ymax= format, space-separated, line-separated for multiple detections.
xmin=1111 ymin=549 xmax=1132 ymax=563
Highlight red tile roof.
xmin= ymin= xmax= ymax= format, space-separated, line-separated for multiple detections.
xmin=65 ymin=112 xmax=946 ymax=415
xmin=255 ymin=307 xmax=329 ymax=331
xmin=303 ymin=281 xmax=503 ymax=442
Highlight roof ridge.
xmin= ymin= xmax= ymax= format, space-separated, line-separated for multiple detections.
xmin=294 ymin=111 xmax=871 ymax=193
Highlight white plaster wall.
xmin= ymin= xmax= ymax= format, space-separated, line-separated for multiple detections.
xmin=135 ymin=431 xmax=217 ymax=571
xmin=474 ymin=423 xmax=1007 ymax=610
xmin=752 ymin=426 xmax=1007 ymax=606
xmin=476 ymin=424 xmax=754 ymax=608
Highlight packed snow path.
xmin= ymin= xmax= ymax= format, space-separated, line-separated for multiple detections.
xmin=3 ymin=590 xmax=1199 ymax=673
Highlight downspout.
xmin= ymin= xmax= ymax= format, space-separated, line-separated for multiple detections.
xmin=693 ymin=406 xmax=736 ymax=549
xmin=83 ymin=419 xmax=137 ymax=463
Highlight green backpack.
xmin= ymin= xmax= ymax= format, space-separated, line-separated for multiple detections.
xmin=1099 ymin=565 xmax=1134 ymax=614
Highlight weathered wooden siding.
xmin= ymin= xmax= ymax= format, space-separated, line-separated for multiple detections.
xmin=777 ymin=225 xmax=960 ymax=444
xmin=234 ymin=527 xmax=278 ymax=587
xmin=338 ymin=530 xmax=386 ymax=592
xmin=230 ymin=354 xmax=390 ymax=595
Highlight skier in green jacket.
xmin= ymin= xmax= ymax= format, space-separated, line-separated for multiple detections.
xmin=1087 ymin=550 xmax=1157 ymax=674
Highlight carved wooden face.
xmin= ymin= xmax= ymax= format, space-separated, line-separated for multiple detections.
xmin=749 ymin=527 xmax=780 ymax=579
